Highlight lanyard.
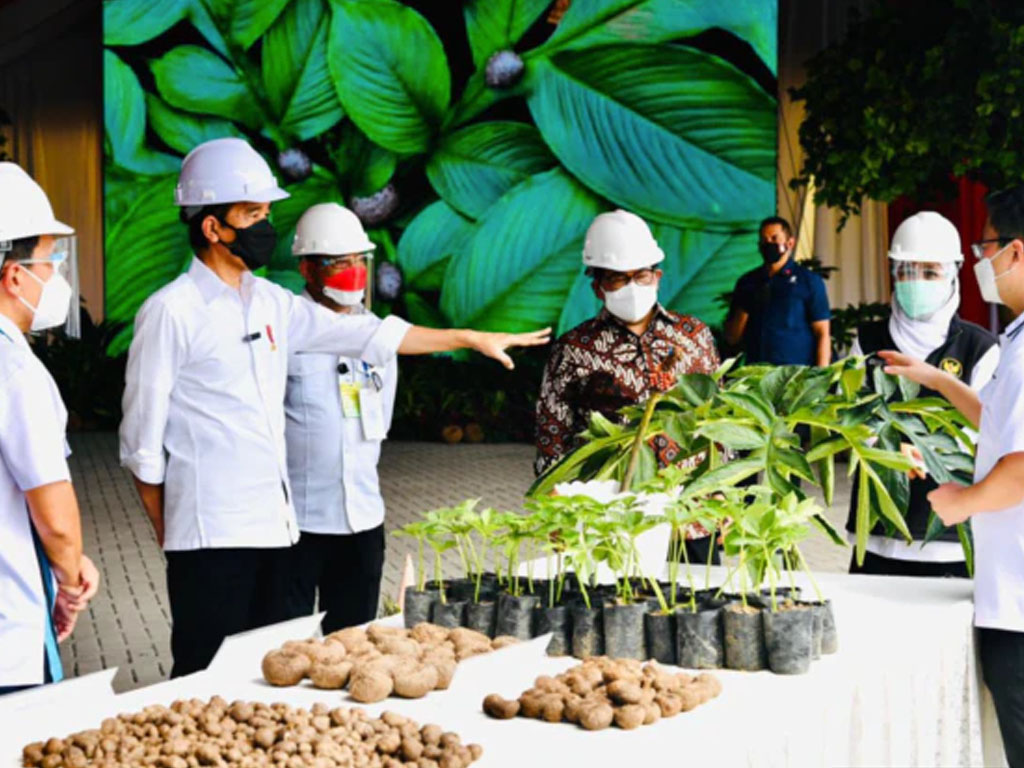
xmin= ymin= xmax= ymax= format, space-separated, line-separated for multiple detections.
xmin=30 ymin=525 xmax=63 ymax=683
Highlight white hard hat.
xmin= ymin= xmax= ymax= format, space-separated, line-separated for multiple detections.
xmin=292 ymin=203 xmax=376 ymax=256
xmin=174 ymin=138 xmax=289 ymax=209
xmin=582 ymin=209 xmax=664 ymax=271
xmin=888 ymin=211 xmax=962 ymax=263
xmin=0 ymin=163 xmax=74 ymax=243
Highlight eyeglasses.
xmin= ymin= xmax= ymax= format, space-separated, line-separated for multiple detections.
xmin=970 ymin=238 xmax=1012 ymax=260
xmin=596 ymin=268 xmax=657 ymax=291
xmin=310 ymin=255 xmax=367 ymax=269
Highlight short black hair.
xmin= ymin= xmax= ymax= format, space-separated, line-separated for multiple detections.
xmin=986 ymin=185 xmax=1024 ymax=241
xmin=759 ymin=216 xmax=792 ymax=238
xmin=181 ymin=204 xmax=232 ymax=254
xmin=586 ymin=264 xmax=658 ymax=279
xmin=0 ymin=235 xmax=40 ymax=274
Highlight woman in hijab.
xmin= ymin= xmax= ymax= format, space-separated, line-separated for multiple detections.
xmin=846 ymin=211 xmax=999 ymax=577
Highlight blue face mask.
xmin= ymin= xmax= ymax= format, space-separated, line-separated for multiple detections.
xmin=894 ymin=279 xmax=950 ymax=319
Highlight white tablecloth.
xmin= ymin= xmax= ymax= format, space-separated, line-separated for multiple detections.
xmin=0 ymin=572 xmax=1007 ymax=767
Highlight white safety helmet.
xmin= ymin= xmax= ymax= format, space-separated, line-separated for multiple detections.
xmin=888 ymin=211 xmax=963 ymax=263
xmin=582 ymin=209 xmax=664 ymax=271
xmin=0 ymin=162 xmax=74 ymax=243
xmin=292 ymin=203 xmax=376 ymax=257
xmin=174 ymin=138 xmax=289 ymax=213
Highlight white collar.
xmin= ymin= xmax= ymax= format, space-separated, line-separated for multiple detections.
xmin=188 ymin=256 xmax=254 ymax=304
xmin=1004 ymin=312 xmax=1024 ymax=342
xmin=0 ymin=312 xmax=28 ymax=350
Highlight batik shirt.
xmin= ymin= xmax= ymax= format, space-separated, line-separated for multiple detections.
xmin=534 ymin=305 xmax=720 ymax=476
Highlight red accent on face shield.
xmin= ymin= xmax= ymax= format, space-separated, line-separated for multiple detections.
xmin=325 ymin=264 xmax=367 ymax=292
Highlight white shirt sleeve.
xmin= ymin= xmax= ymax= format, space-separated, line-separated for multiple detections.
xmin=0 ymin=365 xmax=71 ymax=491
xmin=969 ymin=345 xmax=1001 ymax=390
xmin=119 ymin=298 xmax=187 ymax=484
xmin=286 ymin=292 xmax=411 ymax=367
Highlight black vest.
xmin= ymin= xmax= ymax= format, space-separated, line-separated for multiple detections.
xmin=844 ymin=314 xmax=997 ymax=542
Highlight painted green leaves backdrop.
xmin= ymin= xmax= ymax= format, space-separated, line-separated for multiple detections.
xmin=103 ymin=0 xmax=777 ymax=355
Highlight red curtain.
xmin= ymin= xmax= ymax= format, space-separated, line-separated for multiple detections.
xmin=888 ymin=178 xmax=990 ymax=327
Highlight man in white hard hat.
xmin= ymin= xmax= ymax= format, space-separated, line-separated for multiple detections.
xmin=0 ymin=163 xmax=99 ymax=693
xmin=724 ymin=216 xmax=831 ymax=366
xmin=535 ymin=209 xmax=721 ymax=561
xmin=119 ymin=138 xmax=549 ymax=677
xmin=881 ymin=187 xmax=1024 ymax=768
xmin=845 ymin=211 xmax=998 ymax=578
xmin=282 ymin=203 xmax=397 ymax=631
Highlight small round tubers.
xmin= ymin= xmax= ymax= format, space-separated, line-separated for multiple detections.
xmin=349 ymin=670 xmax=394 ymax=703
xmin=578 ymin=703 xmax=615 ymax=731
xmin=393 ymin=664 xmax=439 ymax=699
xmin=482 ymin=695 xmax=519 ymax=720
xmin=262 ymin=649 xmax=311 ymax=687
xmin=613 ymin=704 xmax=646 ymax=731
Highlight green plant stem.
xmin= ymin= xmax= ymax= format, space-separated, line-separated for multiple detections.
xmin=622 ymin=393 xmax=661 ymax=491
xmin=795 ymin=547 xmax=824 ymax=602
xmin=417 ymin=539 xmax=425 ymax=592
xmin=434 ymin=550 xmax=446 ymax=604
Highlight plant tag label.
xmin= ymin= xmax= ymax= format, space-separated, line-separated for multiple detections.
xmin=359 ymin=387 xmax=386 ymax=441
xmin=340 ymin=382 xmax=362 ymax=418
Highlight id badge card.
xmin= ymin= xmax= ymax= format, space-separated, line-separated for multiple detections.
xmin=359 ymin=387 xmax=386 ymax=441
xmin=340 ymin=382 xmax=362 ymax=418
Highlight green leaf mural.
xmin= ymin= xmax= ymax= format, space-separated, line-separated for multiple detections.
xmin=103 ymin=0 xmax=191 ymax=46
xmin=397 ymin=200 xmax=473 ymax=292
xmin=104 ymin=51 xmax=179 ymax=175
xmin=440 ymin=168 xmax=602 ymax=332
xmin=426 ymin=122 xmax=556 ymax=219
xmin=527 ymin=44 xmax=775 ymax=231
xmin=104 ymin=0 xmax=776 ymax=358
xmin=200 ymin=0 xmax=291 ymax=51
xmin=463 ymin=0 xmax=552 ymax=67
xmin=262 ymin=0 xmax=344 ymax=140
xmin=327 ymin=0 xmax=450 ymax=154
xmin=146 ymin=94 xmax=245 ymax=155
xmin=104 ymin=174 xmax=192 ymax=355
xmin=539 ymin=0 xmax=777 ymax=75
xmin=151 ymin=45 xmax=264 ymax=129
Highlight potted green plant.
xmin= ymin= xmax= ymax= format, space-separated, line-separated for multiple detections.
xmin=421 ymin=509 xmax=464 ymax=628
xmin=596 ymin=498 xmax=667 ymax=661
xmin=525 ymin=496 xmax=577 ymax=655
xmin=392 ymin=519 xmax=435 ymax=628
xmin=464 ymin=505 xmax=503 ymax=637
xmin=495 ymin=514 xmax=539 ymax=640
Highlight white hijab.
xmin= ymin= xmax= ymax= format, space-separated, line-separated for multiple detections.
xmin=888 ymin=276 xmax=960 ymax=361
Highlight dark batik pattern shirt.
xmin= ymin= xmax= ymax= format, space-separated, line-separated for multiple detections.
xmin=534 ymin=306 xmax=720 ymax=477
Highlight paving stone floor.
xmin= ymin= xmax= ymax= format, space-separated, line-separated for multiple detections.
xmin=62 ymin=433 xmax=853 ymax=692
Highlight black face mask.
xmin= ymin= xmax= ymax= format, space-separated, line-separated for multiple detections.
xmin=759 ymin=241 xmax=786 ymax=265
xmin=220 ymin=218 xmax=277 ymax=271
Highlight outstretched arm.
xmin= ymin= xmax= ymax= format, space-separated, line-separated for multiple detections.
xmin=398 ymin=327 xmax=551 ymax=370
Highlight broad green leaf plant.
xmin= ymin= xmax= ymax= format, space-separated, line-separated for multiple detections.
xmin=531 ymin=357 xmax=975 ymax=570
xmin=103 ymin=0 xmax=777 ymax=355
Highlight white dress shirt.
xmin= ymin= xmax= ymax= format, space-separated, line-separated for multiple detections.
xmin=972 ymin=313 xmax=1024 ymax=631
xmin=285 ymin=294 xmax=397 ymax=535
xmin=119 ymin=257 xmax=410 ymax=551
xmin=0 ymin=314 xmax=70 ymax=685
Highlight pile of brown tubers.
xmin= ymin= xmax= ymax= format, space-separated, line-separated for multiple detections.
xmin=22 ymin=698 xmax=481 ymax=768
xmin=483 ymin=656 xmax=721 ymax=731
xmin=262 ymin=623 xmax=518 ymax=703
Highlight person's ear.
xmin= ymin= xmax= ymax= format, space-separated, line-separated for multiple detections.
xmin=298 ymin=259 xmax=316 ymax=284
xmin=202 ymin=214 xmax=225 ymax=246
xmin=786 ymin=235 xmax=796 ymax=252
xmin=591 ymin=278 xmax=604 ymax=301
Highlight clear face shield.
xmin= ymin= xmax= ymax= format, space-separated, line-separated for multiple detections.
xmin=317 ymin=252 xmax=374 ymax=311
xmin=890 ymin=258 xmax=958 ymax=319
xmin=0 ymin=235 xmax=81 ymax=338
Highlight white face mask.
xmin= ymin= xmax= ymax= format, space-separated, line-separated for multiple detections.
xmin=973 ymin=243 xmax=1016 ymax=305
xmin=604 ymin=281 xmax=658 ymax=323
xmin=323 ymin=286 xmax=365 ymax=306
xmin=17 ymin=265 xmax=73 ymax=331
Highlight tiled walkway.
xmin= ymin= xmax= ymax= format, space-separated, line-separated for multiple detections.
xmin=62 ymin=433 xmax=853 ymax=692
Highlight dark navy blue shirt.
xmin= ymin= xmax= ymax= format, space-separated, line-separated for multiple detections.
xmin=733 ymin=260 xmax=831 ymax=365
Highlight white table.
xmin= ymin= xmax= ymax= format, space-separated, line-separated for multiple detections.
xmin=0 ymin=572 xmax=1007 ymax=767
